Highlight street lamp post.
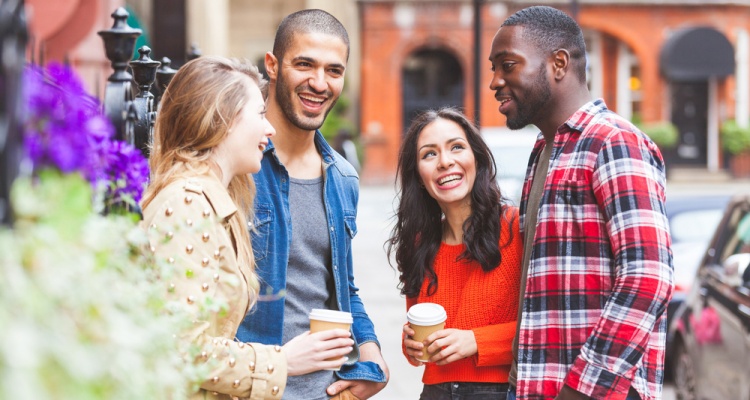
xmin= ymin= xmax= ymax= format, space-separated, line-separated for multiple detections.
xmin=0 ymin=0 xmax=27 ymax=226
xmin=473 ymin=0 xmax=482 ymax=127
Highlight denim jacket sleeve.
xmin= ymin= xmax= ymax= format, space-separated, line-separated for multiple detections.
xmin=333 ymin=208 xmax=386 ymax=383
xmin=237 ymin=133 xmax=386 ymax=384
xmin=324 ymin=136 xmax=385 ymax=383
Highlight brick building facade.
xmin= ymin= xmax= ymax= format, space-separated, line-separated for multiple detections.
xmin=359 ymin=1 xmax=750 ymax=183
xmin=27 ymin=1 xmax=750 ymax=183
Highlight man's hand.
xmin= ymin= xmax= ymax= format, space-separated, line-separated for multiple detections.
xmin=326 ymin=342 xmax=389 ymax=399
xmin=554 ymin=384 xmax=590 ymax=400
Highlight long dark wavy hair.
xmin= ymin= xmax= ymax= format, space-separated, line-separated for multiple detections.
xmin=387 ymin=108 xmax=510 ymax=297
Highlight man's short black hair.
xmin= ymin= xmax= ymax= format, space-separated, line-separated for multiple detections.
xmin=502 ymin=6 xmax=587 ymax=83
xmin=272 ymin=9 xmax=350 ymax=62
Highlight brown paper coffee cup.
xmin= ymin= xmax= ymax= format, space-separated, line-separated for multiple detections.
xmin=309 ymin=309 xmax=353 ymax=370
xmin=407 ymin=303 xmax=447 ymax=362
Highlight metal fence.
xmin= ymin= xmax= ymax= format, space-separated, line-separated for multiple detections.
xmin=0 ymin=0 xmax=27 ymax=225
xmin=0 ymin=3 xmax=195 ymax=225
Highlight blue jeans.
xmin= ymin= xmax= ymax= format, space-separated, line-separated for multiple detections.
xmin=420 ymin=382 xmax=509 ymax=400
xmin=506 ymin=385 xmax=641 ymax=400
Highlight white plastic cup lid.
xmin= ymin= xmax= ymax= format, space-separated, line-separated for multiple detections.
xmin=407 ymin=303 xmax=447 ymax=326
xmin=309 ymin=309 xmax=353 ymax=324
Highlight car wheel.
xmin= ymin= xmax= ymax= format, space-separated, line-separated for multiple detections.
xmin=674 ymin=342 xmax=697 ymax=400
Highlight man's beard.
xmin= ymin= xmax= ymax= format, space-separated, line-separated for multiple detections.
xmin=506 ymin=63 xmax=551 ymax=130
xmin=275 ymin=72 xmax=337 ymax=131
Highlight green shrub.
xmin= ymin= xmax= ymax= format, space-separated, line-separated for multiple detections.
xmin=720 ymin=119 xmax=750 ymax=155
xmin=639 ymin=121 xmax=679 ymax=149
xmin=320 ymin=90 xmax=356 ymax=141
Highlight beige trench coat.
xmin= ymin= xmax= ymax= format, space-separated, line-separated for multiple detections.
xmin=142 ymin=173 xmax=287 ymax=400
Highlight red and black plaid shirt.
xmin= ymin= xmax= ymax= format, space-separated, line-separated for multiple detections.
xmin=516 ymin=99 xmax=674 ymax=400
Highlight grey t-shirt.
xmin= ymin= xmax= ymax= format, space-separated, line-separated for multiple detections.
xmin=282 ymin=176 xmax=336 ymax=400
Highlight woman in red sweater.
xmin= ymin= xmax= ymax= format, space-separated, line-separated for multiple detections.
xmin=387 ymin=108 xmax=522 ymax=400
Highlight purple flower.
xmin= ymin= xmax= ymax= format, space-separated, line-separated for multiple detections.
xmin=22 ymin=63 xmax=112 ymax=181
xmin=102 ymin=140 xmax=150 ymax=206
xmin=21 ymin=63 xmax=150 ymax=210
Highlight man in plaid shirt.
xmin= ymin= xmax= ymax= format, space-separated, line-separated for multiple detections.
xmin=488 ymin=6 xmax=673 ymax=400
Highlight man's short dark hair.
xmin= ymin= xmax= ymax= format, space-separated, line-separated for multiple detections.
xmin=502 ymin=6 xmax=587 ymax=82
xmin=272 ymin=9 xmax=350 ymax=62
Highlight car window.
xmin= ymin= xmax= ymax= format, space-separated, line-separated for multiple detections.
xmin=714 ymin=207 xmax=750 ymax=283
xmin=484 ymin=131 xmax=537 ymax=205
xmin=493 ymin=146 xmax=531 ymax=180
xmin=670 ymin=209 xmax=725 ymax=243
xmin=720 ymin=210 xmax=750 ymax=260
xmin=729 ymin=212 xmax=750 ymax=255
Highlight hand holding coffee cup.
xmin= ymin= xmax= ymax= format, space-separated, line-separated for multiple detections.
xmin=309 ymin=309 xmax=354 ymax=371
xmin=282 ymin=329 xmax=354 ymax=376
xmin=402 ymin=324 xmax=427 ymax=364
xmin=406 ymin=303 xmax=447 ymax=362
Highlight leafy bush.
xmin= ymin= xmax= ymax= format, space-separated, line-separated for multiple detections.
xmin=720 ymin=119 xmax=750 ymax=155
xmin=639 ymin=121 xmax=679 ymax=149
xmin=320 ymin=89 xmax=356 ymax=141
xmin=0 ymin=63 xmax=201 ymax=399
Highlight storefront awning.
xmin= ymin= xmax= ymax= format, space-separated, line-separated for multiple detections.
xmin=660 ymin=27 xmax=734 ymax=81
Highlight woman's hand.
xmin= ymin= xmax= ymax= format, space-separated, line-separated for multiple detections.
xmin=425 ymin=328 xmax=477 ymax=366
xmin=402 ymin=324 xmax=425 ymax=366
xmin=282 ymin=329 xmax=354 ymax=376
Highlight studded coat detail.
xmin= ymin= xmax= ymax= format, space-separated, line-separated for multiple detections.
xmin=142 ymin=172 xmax=287 ymax=400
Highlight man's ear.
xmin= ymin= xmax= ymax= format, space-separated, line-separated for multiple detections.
xmin=551 ymin=49 xmax=570 ymax=81
xmin=265 ymin=51 xmax=278 ymax=81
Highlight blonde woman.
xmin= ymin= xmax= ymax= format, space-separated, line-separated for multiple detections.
xmin=141 ymin=56 xmax=354 ymax=400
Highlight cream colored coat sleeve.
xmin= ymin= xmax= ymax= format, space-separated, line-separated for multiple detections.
xmin=143 ymin=177 xmax=286 ymax=400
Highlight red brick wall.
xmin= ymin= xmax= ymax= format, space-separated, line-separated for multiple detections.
xmin=360 ymin=2 xmax=750 ymax=184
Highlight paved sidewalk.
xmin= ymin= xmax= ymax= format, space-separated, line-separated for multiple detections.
xmin=353 ymin=185 xmax=423 ymax=399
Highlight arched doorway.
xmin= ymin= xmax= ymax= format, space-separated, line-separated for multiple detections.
xmin=661 ymin=27 xmax=734 ymax=169
xmin=401 ymin=48 xmax=464 ymax=133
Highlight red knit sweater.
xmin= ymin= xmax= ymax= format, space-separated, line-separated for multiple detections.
xmin=403 ymin=208 xmax=522 ymax=385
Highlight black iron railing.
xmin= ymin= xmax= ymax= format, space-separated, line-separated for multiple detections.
xmin=0 ymin=0 xmax=27 ymax=226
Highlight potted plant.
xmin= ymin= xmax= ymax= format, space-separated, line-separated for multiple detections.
xmin=720 ymin=119 xmax=750 ymax=178
xmin=639 ymin=121 xmax=679 ymax=151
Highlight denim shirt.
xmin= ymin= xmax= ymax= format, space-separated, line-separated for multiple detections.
xmin=236 ymin=131 xmax=386 ymax=383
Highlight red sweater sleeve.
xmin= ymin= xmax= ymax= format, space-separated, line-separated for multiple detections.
xmin=473 ymin=321 xmax=517 ymax=366
xmin=473 ymin=209 xmax=522 ymax=366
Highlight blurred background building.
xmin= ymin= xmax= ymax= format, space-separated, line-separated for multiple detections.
xmin=25 ymin=0 xmax=750 ymax=184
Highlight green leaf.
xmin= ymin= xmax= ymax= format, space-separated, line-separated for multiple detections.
xmin=11 ymin=171 xmax=93 ymax=237
xmin=638 ymin=121 xmax=679 ymax=149
xmin=721 ymin=119 xmax=750 ymax=155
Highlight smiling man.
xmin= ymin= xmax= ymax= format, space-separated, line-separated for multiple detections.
xmin=489 ymin=6 xmax=673 ymax=400
xmin=235 ymin=9 xmax=388 ymax=400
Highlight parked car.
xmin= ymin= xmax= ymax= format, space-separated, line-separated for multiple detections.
xmin=482 ymin=126 xmax=538 ymax=205
xmin=668 ymin=195 xmax=731 ymax=295
xmin=667 ymin=195 xmax=731 ymax=314
xmin=664 ymin=195 xmax=730 ymax=376
xmin=668 ymin=194 xmax=750 ymax=400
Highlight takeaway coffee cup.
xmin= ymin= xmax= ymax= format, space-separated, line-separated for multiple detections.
xmin=309 ymin=309 xmax=353 ymax=370
xmin=406 ymin=303 xmax=447 ymax=362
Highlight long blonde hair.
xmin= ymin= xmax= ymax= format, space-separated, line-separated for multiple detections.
xmin=141 ymin=56 xmax=265 ymax=300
